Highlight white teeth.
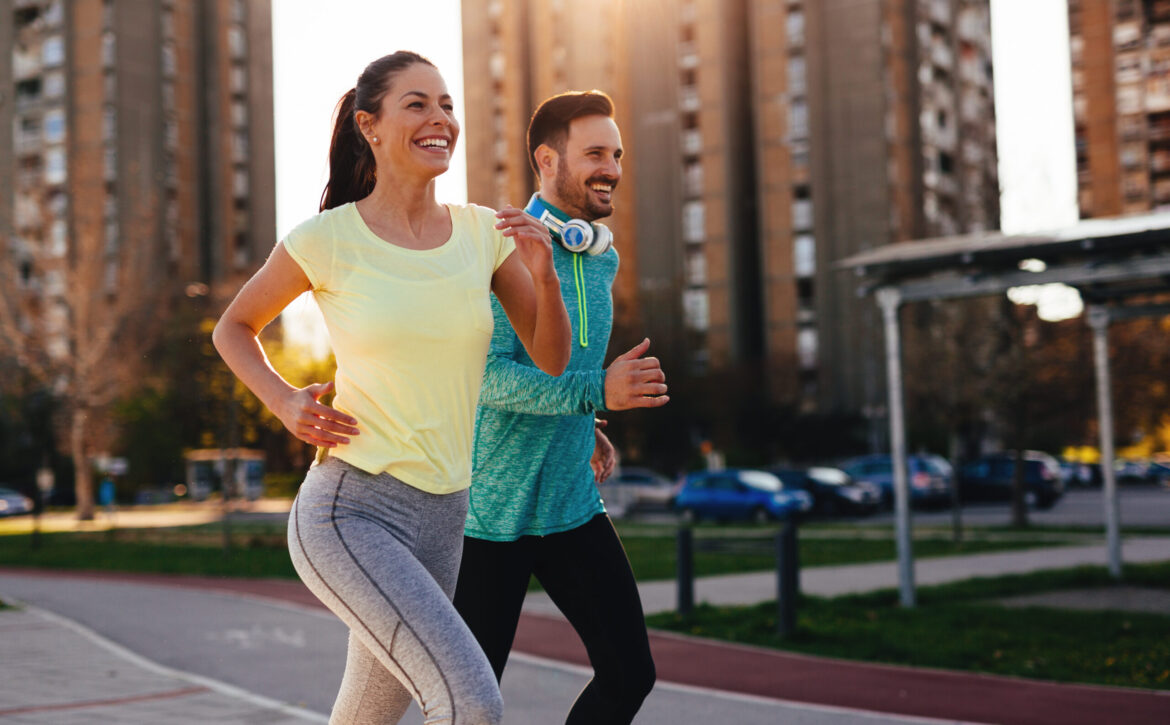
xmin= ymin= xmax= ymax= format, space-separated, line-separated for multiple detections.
xmin=417 ymin=138 xmax=448 ymax=148
xmin=590 ymin=183 xmax=612 ymax=193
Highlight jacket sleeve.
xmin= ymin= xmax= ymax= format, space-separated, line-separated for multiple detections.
xmin=478 ymin=296 xmax=607 ymax=415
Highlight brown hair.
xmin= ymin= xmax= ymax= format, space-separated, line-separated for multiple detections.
xmin=526 ymin=90 xmax=615 ymax=177
xmin=319 ymin=51 xmax=437 ymax=211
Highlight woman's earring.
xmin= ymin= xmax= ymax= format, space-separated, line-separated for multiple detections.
xmin=372 ymin=136 xmax=379 ymax=144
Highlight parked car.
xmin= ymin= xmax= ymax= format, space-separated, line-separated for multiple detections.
xmin=0 ymin=486 xmax=35 ymax=517
xmin=1059 ymin=460 xmax=1103 ymax=488
xmin=958 ymin=451 xmax=1064 ymax=508
xmin=674 ymin=469 xmax=812 ymax=524
xmin=770 ymin=466 xmax=881 ymax=517
xmin=597 ymin=466 xmax=678 ymax=517
xmin=838 ymin=454 xmax=952 ymax=509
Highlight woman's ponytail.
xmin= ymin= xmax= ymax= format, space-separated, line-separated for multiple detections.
xmin=319 ymin=88 xmax=375 ymax=211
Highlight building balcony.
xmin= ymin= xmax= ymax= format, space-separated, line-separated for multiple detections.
xmin=15 ymin=133 xmax=43 ymax=156
xmin=13 ymin=51 xmax=43 ymax=80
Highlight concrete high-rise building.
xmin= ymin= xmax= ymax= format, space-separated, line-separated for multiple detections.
xmin=1068 ymin=0 xmax=1170 ymax=218
xmin=1 ymin=0 xmax=275 ymax=362
xmin=460 ymin=0 xmax=999 ymax=422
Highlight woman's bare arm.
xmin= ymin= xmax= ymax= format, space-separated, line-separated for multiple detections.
xmin=212 ymin=243 xmax=359 ymax=448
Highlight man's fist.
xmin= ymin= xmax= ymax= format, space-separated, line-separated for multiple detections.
xmin=604 ymin=338 xmax=669 ymax=410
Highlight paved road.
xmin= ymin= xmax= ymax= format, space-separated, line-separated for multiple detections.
xmin=0 ymin=572 xmax=945 ymax=725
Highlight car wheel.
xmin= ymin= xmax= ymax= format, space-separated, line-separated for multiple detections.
xmin=679 ymin=508 xmax=697 ymax=524
xmin=751 ymin=506 xmax=771 ymax=525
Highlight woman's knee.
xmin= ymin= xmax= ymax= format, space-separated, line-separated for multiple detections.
xmin=450 ymin=688 xmax=503 ymax=725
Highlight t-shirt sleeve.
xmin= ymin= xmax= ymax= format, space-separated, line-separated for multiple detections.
xmin=494 ymin=229 xmax=517 ymax=272
xmin=281 ymin=213 xmax=332 ymax=290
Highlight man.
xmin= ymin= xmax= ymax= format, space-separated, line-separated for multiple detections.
xmin=454 ymin=90 xmax=666 ymax=724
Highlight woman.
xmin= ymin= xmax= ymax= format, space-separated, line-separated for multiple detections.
xmin=213 ymin=51 xmax=570 ymax=724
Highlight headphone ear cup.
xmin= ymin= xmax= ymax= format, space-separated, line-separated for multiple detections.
xmin=560 ymin=219 xmax=594 ymax=253
xmin=586 ymin=223 xmax=613 ymax=256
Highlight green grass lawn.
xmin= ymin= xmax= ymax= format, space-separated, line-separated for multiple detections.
xmin=646 ymin=563 xmax=1170 ymax=690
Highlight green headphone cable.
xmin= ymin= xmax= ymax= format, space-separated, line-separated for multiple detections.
xmin=573 ymin=252 xmax=588 ymax=347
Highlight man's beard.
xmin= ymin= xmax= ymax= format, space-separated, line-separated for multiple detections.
xmin=554 ymin=162 xmax=613 ymax=222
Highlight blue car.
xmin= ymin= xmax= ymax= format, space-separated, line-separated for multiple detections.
xmin=674 ymin=469 xmax=813 ymax=524
xmin=838 ymin=454 xmax=952 ymax=509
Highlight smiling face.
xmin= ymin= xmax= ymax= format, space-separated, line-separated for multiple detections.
xmin=356 ymin=63 xmax=459 ymax=180
xmin=540 ymin=114 xmax=623 ymax=221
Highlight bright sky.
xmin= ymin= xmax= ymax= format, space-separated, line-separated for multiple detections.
xmin=271 ymin=0 xmax=466 ymax=353
xmin=271 ymin=0 xmax=1082 ymax=349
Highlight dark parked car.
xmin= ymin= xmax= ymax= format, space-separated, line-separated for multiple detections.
xmin=770 ymin=466 xmax=881 ymax=516
xmin=674 ymin=469 xmax=813 ymax=524
xmin=838 ymin=454 xmax=952 ymax=509
xmin=959 ymin=451 xmax=1065 ymax=509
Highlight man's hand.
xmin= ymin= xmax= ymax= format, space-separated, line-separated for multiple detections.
xmin=604 ymin=338 xmax=669 ymax=410
xmin=591 ymin=427 xmax=616 ymax=483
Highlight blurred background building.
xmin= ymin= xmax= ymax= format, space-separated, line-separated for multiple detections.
xmin=1068 ymin=0 xmax=1170 ymax=218
xmin=460 ymin=0 xmax=1000 ymax=431
xmin=0 ymin=0 xmax=275 ymax=358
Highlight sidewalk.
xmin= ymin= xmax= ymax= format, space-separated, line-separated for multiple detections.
xmin=3 ymin=535 xmax=1170 ymax=724
xmin=0 ymin=602 xmax=323 ymax=724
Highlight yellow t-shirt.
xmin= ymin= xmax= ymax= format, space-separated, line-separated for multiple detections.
xmin=282 ymin=202 xmax=515 ymax=494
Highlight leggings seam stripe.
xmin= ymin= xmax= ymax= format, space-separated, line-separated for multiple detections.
xmin=331 ymin=471 xmax=459 ymax=722
xmin=292 ymin=474 xmax=425 ymax=706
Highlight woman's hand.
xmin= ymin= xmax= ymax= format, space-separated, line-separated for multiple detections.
xmin=495 ymin=206 xmax=557 ymax=286
xmin=273 ymin=381 xmax=360 ymax=448
xmin=492 ymin=207 xmax=571 ymax=376
xmin=591 ymin=425 xmax=617 ymax=483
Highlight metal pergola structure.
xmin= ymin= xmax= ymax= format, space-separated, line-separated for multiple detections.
xmin=838 ymin=211 xmax=1170 ymax=606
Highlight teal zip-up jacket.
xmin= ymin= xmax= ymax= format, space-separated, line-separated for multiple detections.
xmin=465 ymin=241 xmax=618 ymax=541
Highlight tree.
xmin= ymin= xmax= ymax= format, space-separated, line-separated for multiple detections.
xmin=1 ymin=203 xmax=168 ymax=520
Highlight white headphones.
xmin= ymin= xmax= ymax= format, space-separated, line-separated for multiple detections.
xmin=524 ymin=194 xmax=613 ymax=256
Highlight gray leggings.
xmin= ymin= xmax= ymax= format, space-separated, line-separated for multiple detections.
xmin=288 ymin=457 xmax=502 ymax=724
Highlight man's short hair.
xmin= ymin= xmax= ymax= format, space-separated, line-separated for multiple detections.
xmin=527 ymin=90 xmax=615 ymax=176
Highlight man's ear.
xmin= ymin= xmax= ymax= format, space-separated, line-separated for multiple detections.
xmin=535 ymin=143 xmax=558 ymax=176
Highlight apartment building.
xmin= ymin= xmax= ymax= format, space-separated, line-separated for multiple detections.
xmin=1068 ymin=0 xmax=1170 ymax=217
xmin=460 ymin=0 xmax=999 ymax=421
xmin=0 ymin=0 xmax=274 ymax=363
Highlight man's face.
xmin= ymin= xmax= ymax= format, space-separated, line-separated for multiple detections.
xmin=551 ymin=115 xmax=623 ymax=222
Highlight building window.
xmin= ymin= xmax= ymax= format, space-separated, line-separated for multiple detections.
xmin=789 ymin=100 xmax=809 ymax=139
xmin=683 ymin=201 xmax=705 ymax=242
xmin=102 ymin=32 xmax=116 ymax=67
xmin=231 ymin=66 xmax=248 ymax=94
xmin=792 ymin=198 xmax=813 ymax=230
xmin=43 ymin=71 xmax=64 ymax=98
xmin=50 ymin=221 xmax=68 ymax=257
xmin=233 ymin=170 xmax=249 ymax=197
xmin=686 ymin=249 xmax=707 ymax=285
xmin=683 ymin=289 xmax=710 ymax=331
xmin=43 ymin=36 xmax=65 ymax=66
xmin=788 ymin=56 xmax=806 ymax=96
xmin=43 ymin=110 xmax=66 ymax=144
xmin=231 ymin=100 xmax=247 ymax=127
xmin=162 ymin=44 xmax=176 ymax=77
xmin=793 ymin=234 xmax=815 ymax=277
xmin=228 ymin=25 xmax=246 ymax=59
xmin=103 ymin=107 xmax=116 ymax=142
xmin=681 ymin=128 xmax=702 ymax=156
xmin=684 ymin=161 xmax=703 ymax=197
xmin=787 ymin=10 xmax=804 ymax=47
xmin=797 ymin=327 xmax=818 ymax=369
xmin=44 ymin=148 xmax=67 ymax=184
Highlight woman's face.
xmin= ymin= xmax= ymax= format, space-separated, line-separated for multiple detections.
xmin=360 ymin=63 xmax=459 ymax=180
